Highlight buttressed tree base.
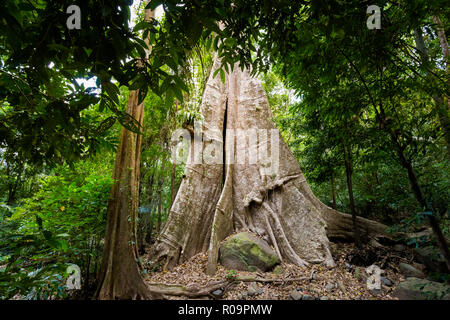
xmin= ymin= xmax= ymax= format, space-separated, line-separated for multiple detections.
xmin=149 ymin=56 xmax=388 ymax=273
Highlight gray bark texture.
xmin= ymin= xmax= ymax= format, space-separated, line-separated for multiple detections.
xmin=149 ymin=57 xmax=388 ymax=272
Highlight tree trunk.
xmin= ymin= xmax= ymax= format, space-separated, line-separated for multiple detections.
xmin=137 ymin=170 xmax=155 ymax=253
xmin=157 ymin=192 xmax=162 ymax=233
xmin=432 ymin=15 xmax=449 ymax=79
xmin=171 ymin=103 xmax=178 ymax=205
xmin=96 ymin=90 xmax=157 ymax=299
xmin=378 ymin=100 xmax=450 ymax=272
xmin=6 ymin=162 xmax=23 ymax=205
xmin=331 ymin=173 xmax=337 ymax=210
xmin=432 ymin=16 xmax=450 ymax=151
xmin=149 ymin=56 xmax=388 ymax=272
xmin=414 ymin=27 xmax=450 ymax=151
xmin=343 ymin=144 xmax=362 ymax=248
xmin=96 ymin=7 xmax=159 ymax=299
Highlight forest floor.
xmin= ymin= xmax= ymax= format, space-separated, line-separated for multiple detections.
xmin=143 ymin=242 xmax=414 ymax=300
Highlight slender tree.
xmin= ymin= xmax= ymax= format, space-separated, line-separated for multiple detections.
xmin=96 ymin=6 xmax=159 ymax=300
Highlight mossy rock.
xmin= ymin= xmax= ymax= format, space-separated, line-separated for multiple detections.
xmin=393 ymin=277 xmax=450 ymax=300
xmin=218 ymin=232 xmax=280 ymax=272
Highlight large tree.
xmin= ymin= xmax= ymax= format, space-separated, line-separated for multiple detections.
xmin=149 ymin=56 xmax=388 ymax=272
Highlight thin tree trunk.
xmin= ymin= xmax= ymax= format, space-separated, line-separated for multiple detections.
xmin=96 ymin=7 xmax=159 ymax=300
xmin=147 ymin=209 xmax=154 ymax=244
xmin=432 ymin=15 xmax=449 ymax=78
xmin=138 ymin=169 xmax=155 ymax=253
xmin=343 ymin=144 xmax=361 ymax=248
xmin=96 ymin=90 xmax=156 ymax=299
xmin=157 ymin=192 xmax=162 ymax=233
xmin=84 ymin=237 xmax=93 ymax=299
xmin=171 ymin=103 xmax=178 ymax=205
xmin=414 ymin=27 xmax=450 ymax=151
xmin=331 ymin=173 xmax=337 ymax=210
xmin=378 ymin=100 xmax=450 ymax=272
xmin=432 ymin=16 xmax=450 ymax=150
xmin=7 ymin=162 xmax=23 ymax=205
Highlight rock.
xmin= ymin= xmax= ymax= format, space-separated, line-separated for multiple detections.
xmin=320 ymin=296 xmax=329 ymax=300
xmin=219 ymin=232 xmax=280 ymax=272
xmin=212 ymin=289 xmax=223 ymax=297
xmin=370 ymin=289 xmax=382 ymax=296
xmin=326 ymin=283 xmax=335 ymax=291
xmin=247 ymin=282 xmax=258 ymax=296
xmin=247 ymin=282 xmax=263 ymax=296
xmin=290 ymin=290 xmax=302 ymax=300
xmin=393 ymin=277 xmax=450 ymax=300
xmin=353 ymin=267 xmax=368 ymax=282
xmin=301 ymin=295 xmax=314 ymax=300
xmin=247 ymin=288 xmax=257 ymax=296
xmin=394 ymin=244 xmax=406 ymax=252
xmin=399 ymin=263 xmax=425 ymax=278
xmin=345 ymin=263 xmax=353 ymax=272
xmin=414 ymin=246 xmax=448 ymax=274
xmin=381 ymin=276 xmax=393 ymax=287
xmin=272 ymin=265 xmax=284 ymax=275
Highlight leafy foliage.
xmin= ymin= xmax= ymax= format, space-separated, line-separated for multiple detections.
xmin=0 ymin=156 xmax=113 ymax=299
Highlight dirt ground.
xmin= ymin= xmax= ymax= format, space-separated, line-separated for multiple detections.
xmin=143 ymin=242 xmax=415 ymax=300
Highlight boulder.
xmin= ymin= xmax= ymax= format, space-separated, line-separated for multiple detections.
xmin=393 ymin=277 xmax=450 ymax=300
xmin=399 ymin=263 xmax=425 ymax=278
xmin=219 ymin=232 xmax=280 ymax=272
xmin=414 ymin=246 xmax=448 ymax=274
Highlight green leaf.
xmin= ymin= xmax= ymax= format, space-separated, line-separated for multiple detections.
xmin=220 ymin=69 xmax=225 ymax=83
xmin=103 ymin=82 xmax=120 ymax=105
xmin=146 ymin=0 xmax=163 ymax=10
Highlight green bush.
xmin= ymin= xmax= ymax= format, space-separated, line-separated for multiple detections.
xmin=0 ymin=158 xmax=113 ymax=299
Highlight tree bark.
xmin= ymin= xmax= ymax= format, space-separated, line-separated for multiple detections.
xmin=96 ymin=90 xmax=158 ymax=299
xmin=157 ymin=191 xmax=162 ymax=233
xmin=171 ymin=103 xmax=178 ymax=205
xmin=331 ymin=173 xmax=337 ymax=210
xmin=96 ymin=7 xmax=158 ymax=299
xmin=343 ymin=143 xmax=362 ymax=248
xmin=149 ymin=56 xmax=388 ymax=273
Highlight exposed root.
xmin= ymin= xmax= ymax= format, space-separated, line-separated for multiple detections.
xmin=322 ymin=207 xmax=392 ymax=242
xmin=146 ymin=275 xmax=317 ymax=298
